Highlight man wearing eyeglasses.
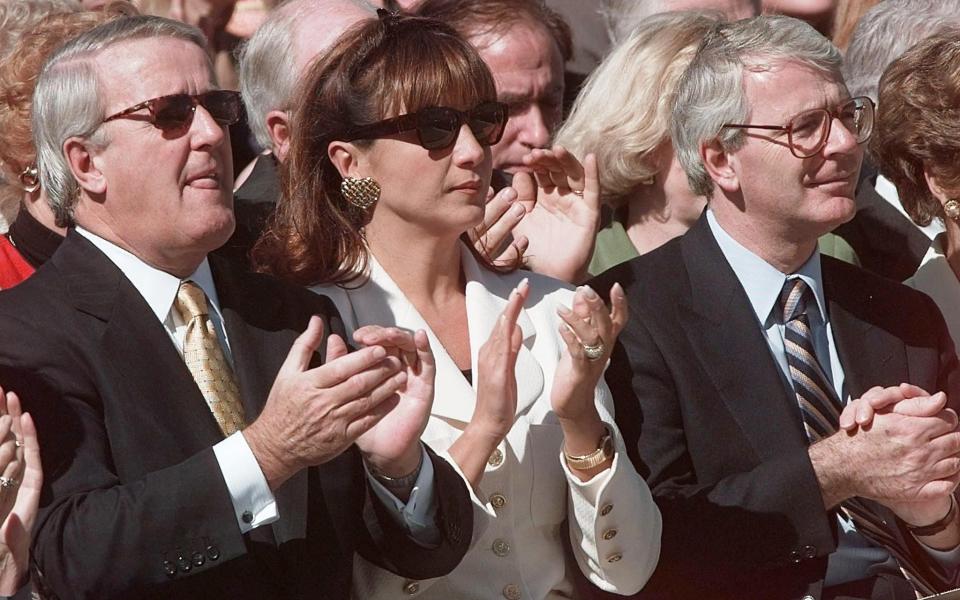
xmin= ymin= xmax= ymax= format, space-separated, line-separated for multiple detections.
xmin=592 ymin=15 xmax=960 ymax=600
xmin=0 ymin=15 xmax=473 ymax=599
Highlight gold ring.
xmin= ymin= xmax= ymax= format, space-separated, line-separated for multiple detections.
xmin=581 ymin=339 xmax=605 ymax=361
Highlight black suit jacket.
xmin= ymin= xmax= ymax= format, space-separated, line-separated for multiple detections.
xmin=0 ymin=232 xmax=472 ymax=600
xmin=590 ymin=215 xmax=959 ymax=600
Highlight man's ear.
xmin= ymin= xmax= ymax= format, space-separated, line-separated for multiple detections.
xmin=327 ymin=140 xmax=365 ymax=179
xmin=266 ymin=110 xmax=291 ymax=162
xmin=64 ymin=137 xmax=106 ymax=196
xmin=701 ymin=138 xmax=740 ymax=194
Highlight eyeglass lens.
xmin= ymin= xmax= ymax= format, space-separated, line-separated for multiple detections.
xmin=154 ymin=91 xmax=241 ymax=130
xmin=788 ymin=97 xmax=874 ymax=158
xmin=416 ymin=104 xmax=505 ymax=150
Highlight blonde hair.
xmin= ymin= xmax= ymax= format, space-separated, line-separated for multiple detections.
xmin=555 ymin=11 xmax=719 ymax=204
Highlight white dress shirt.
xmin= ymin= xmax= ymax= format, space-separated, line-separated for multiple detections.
xmin=706 ymin=210 xmax=960 ymax=585
xmin=75 ymin=227 xmax=437 ymax=542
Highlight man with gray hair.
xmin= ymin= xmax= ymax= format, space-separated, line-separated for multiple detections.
xmin=594 ymin=15 xmax=960 ymax=599
xmin=0 ymin=14 xmax=472 ymax=598
xmin=221 ymin=0 xmax=375 ymax=262
xmin=833 ymin=0 xmax=960 ymax=282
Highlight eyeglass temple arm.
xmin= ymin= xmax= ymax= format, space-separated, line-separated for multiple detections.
xmin=722 ymin=124 xmax=789 ymax=131
xmin=103 ymin=99 xmax=156 ymax=123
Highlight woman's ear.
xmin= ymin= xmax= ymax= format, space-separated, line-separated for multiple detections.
xmin=328 ymin=141 xmax=365 ymax=179
xmin=924 ymin=166 xmax=955 ymax=207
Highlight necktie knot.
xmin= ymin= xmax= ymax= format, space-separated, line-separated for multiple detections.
xmin=176 ymin=281 xmax=209 ymax=320
xmin=779 ymin=277 xmax=811 ymax=323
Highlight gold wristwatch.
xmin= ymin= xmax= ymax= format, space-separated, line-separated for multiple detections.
xmin=564 ymin=428 xmax=614 ymax=470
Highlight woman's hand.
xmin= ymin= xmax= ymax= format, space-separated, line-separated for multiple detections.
xmin=511 ymin=146 xmax=602 ymax=284
xmin=469 ymin=186 xmax=529 ymax=267
xmin=0 ymin=386 xmax=40 ymax=596
xmin=352 ymin=327 xmax=436 ymax=486
xmin=551 ymin=283 xmax=627 ymax=422
xmin=449 ymin=279 xmax=529 ymax=488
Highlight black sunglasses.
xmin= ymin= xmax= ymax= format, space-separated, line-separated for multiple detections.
xmin=341 ymin=102 xmax=508 ymax=150
xmin=102 ymin=90 xmax=243 ymax=131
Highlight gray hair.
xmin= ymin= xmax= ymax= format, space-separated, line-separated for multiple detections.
xmin=600 ymin=0 xmax=759 ymax=44
xmin=555 ymin=11 xmax=719 ymax=203
xmin=0 ymin=0 xmax=80 ymax=60
xmin=32 ymin=15 xmax=207 ymax=226
xmin=843 ymin=0 xmax=960 ymax=103
xmin=672 ymin=15 xmax=842 ymax=197
xmin=238 ymin=0 xmax=375 ymax=152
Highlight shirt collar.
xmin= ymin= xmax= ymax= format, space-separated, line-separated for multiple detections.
xmin=706 ymin=209 xmax=827 ymax=326
xmin=75 ymin=227 xmax=222 ymax=323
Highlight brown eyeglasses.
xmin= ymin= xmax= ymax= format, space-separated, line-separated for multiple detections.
xmin=102 ymin=90 xmax=243 ymax=132
xmin=722 ymin=96 xmax=875 ymax=158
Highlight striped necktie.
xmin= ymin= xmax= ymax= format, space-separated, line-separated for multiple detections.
xmin=779 ymin=277 xmax=949 ymax=595
xmin=175 ymin=281 xmax=247 ymax=437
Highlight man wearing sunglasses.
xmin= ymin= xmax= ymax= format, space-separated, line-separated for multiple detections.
xmin=592 ymin=16 xmax=960 ymax=600
xmin=0 ymin=15 xmax=473 ymax=599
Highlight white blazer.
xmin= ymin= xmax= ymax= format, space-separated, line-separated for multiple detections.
xmin=312 ymin=244 xmax=661 ymax=600
xmin=907 ymin=234 xmax=960 ymax=347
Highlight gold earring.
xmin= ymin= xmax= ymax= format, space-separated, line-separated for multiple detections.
xmin=340 ymin=176 xmax=380 ymax=210
xmin=18 ymin=165 xmax=39 ymax=193
xmin=945 ymin=199 xmax=960 ymax=220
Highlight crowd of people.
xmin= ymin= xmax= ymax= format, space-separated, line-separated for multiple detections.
xmin=0 ymin=0 xmax=959 ymax=599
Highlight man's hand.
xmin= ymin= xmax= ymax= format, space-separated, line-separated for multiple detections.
xmin=244 ymin=316 xmax=408 ymax=490
xmin=811 ymin=385 xmax=960 ymax=511
xmin=351 ymin=326 xmax=436 ymax=478
xmin=511 ymin=147 xmax=602 ymax=284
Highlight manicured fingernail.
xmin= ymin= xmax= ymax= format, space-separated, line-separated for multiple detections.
xmin=582 ymin=285 xmax=598 ymax=299
xmin=372 ymin=346 xmax=386 ymax=359
xmin=557 ymin=305 xmax=571 ymax=315
xmin=502 ymin=188 xmax=517 ymax=202
xmin=511 ymin=204 xmax=525 ymax=217
xmin=519 ymin=277 xmax=529 ymax=290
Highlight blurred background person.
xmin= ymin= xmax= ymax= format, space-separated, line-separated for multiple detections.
xmin=599 ymin=0 xmax=758 ymax=44
xmin=0 ymin=3 xmax=126 ymax=288
xmin=414 ymin=0 xmax=571 ymax=179
xmin=872 ymin=30 xmax=960 ymax=345
xmin=253 ymin=12 xmax=661 ymax=599
xmin=225 ymin=0 xmax=374 ymax=263
xmin=834 ymin=0 xmax=960 ymax=282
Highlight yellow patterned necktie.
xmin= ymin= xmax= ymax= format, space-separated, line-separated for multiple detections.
xmin=174 ymin=280 xmax=246 ymax=436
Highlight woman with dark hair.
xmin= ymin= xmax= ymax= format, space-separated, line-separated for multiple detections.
xmin=253 ymin=11 xmax=660 ymax=599
xmin=871 ymin=30 xmax=960 ymax=345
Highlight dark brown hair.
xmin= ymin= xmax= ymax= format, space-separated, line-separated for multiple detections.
xmin=414 ymin=0 xmax=572 ymax=63
xmin=251 ymin=12 xmax=503 ymax=286
xmin=871 ymin=29 xmax=960 ymax=227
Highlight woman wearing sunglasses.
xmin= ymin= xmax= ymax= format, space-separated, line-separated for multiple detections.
xmin=253 ymin=11 xmax=660 ymax=599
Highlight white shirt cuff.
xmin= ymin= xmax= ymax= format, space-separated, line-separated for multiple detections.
xmin=213 ymin=431 xmax=278 ymax=533
xmin=365 ymin=445 xmax=441 ymax=546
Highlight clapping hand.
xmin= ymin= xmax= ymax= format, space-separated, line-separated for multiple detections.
xmin=511 ymin=146 xmax=602 ymax=284
xmin=448 ymin=279 xmax=529 ymax=487
xmin=0 ymin=386 xmax=40 ymax=595
xmin=352 ymin=326 xmax=436 ymax=480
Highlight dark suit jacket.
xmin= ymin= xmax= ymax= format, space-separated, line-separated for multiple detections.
xmin=590 ymin=215 xmax=960 ymax=600
xmin=833 ymin=166 xmax=930 ymax=282
xmin=0 ymin=231 xmax=472 ymax=600
xmin=215 ymin=154 xmax=280 ymax=267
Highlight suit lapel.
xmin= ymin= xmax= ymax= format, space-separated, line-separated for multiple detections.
xmin=57 ymin=232 xmax=225 ymax=455
xmin=677 ymin=217 xmax=809 ymax=460
xmin=822 ymin=258 xmax=908 ymax=398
